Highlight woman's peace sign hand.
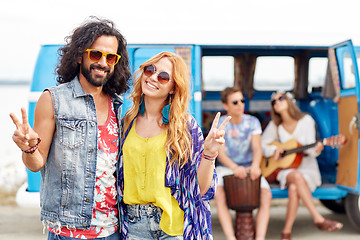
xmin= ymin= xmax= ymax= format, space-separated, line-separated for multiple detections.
xmin=203 ymin=112 xmax=231 ymax=156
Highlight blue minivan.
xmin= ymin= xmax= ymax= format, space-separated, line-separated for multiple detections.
xmin=21 ymin=40 xmax=360 ymax=231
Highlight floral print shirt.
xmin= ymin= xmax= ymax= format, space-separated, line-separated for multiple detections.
xmin=219 ymin=114 xmax=262 ymax=167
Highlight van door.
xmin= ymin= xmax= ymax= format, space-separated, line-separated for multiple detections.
xmin=125 ymin=45 xmax=202 ymax=125
xmin=330 ymin=40 xmax=360 ymax=193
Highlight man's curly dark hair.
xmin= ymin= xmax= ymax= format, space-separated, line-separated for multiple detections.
xmin=56 ymin=16 xmax=131 ymax=95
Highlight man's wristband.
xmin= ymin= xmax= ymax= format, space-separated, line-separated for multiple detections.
xmin=23 ymin=137 xmax=41 ymax=154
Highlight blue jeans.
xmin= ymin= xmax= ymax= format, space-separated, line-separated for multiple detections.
xmin=47 ymin=230 xmax=120 ymax=240
xmin=126 ymin=204 xmax=183 ymax=240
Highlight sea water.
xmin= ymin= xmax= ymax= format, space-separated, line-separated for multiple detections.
xmin=0 ymin=83 xmax=30 ymax=194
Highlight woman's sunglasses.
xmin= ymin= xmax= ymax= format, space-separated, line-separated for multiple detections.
xmin=271 ymin=95 xmax=286 ymax=106
xmin=143 ymin=64 xmax=171 ymax=84
xmin=232 ymin=99 xmax=246 ymax=105
xmin=85 ymin=49 xmax=121 ymax=66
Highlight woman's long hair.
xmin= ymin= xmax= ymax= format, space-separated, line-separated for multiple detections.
xmin=271 ymin=93 xmax=306 ymax=126
xmin=123 ymin=51 xmax=192 ymax=167
xmin=56 ymin=16 xmax=131 ymax=95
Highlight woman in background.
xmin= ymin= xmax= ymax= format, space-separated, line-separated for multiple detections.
xmin=261 ymin=92 xmax=343 ymax=240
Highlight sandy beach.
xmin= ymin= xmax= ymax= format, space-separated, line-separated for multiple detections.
xmin=1 ymin=196 xmax=359 ymax=240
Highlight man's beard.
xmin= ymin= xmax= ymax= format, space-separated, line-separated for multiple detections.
xmin=81 ymin=63 xmax=114 ymax=87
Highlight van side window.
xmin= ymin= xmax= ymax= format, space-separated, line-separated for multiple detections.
xmin=253 ymin=56 xmax=294 ymax=91
xmin=308 ymin=57 xmax=328 ymax=92
xmin=341 ymin=52 xmax=356 ymax=89
xmin=202 ymin=56 xmax=234 ymax=91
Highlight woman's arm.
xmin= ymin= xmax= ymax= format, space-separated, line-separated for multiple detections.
xmin=261 ymin=121 xmax=279 ymax=157
xmin=301 ymin=115 xmax=324 ymax=156
xmin=197 ymin=113 xmax=231 ymax=196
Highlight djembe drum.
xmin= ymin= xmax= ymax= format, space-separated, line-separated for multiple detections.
xmin=223 ymin=174 xmax=260 ymax=240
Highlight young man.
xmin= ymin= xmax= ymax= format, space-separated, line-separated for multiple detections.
xmin=10 ymin=17 xmax=131 ymax=239
xmin=215 ymin=86 xmax=272 ymax=240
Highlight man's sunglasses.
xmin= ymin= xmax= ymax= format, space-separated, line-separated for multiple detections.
xmin=232 ymin=99 xmax=246 ymax=105
xmin=143 ymin=64 xmax=171 ymax=84
xmin=85 ymin=49 xmax=121 ymax=66
xmin=271 ymin=95 xmax=286 ymax=106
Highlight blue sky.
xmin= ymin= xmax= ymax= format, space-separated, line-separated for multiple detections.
xmin=1 ymin=0 xmax=359 ymax=81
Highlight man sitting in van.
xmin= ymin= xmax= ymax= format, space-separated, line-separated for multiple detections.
xmin=215 ymin=86 xmax=272 ymax=240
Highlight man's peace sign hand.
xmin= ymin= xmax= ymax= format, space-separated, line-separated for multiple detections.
xmin=9 ymin=107 xmax=39 ymax=151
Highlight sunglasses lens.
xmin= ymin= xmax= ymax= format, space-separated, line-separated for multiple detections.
xmin=271 ymin=95 xmax=286 ymax=106
xmin=158 ymin=72 xmax=170 ymax=84
xmin=144 ymin=65 xmax=155 ymax=76
xmin=89 ymin=50 xmax=103 ymax=61
xmin=232 ymin=99 xmax=245 ymax=105
xmin=143 ymin=65 xmax=170 ymax=84
xmin=106 ymin=54 xmax=118 ymax=65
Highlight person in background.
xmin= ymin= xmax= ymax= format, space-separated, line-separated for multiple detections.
xmin=10 ymin=17 xmax=131 ymax=240
xmin=118 ymin=51 xmax=231 ymax=239
xmin=215 ymin=86 xmax=272 ymax=240
xmin=261 ymin=92 xmax=343 ymax=240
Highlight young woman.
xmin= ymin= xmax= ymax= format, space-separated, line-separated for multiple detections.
xmin=117 ymin=51 xmax=231 ymax=239
xmin=261 ymin=92 xmax=343 ymax=240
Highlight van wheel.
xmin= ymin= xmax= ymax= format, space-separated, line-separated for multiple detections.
xmin=320 ymin=199 xmax=346 ymax=214
xmin=345 ymin=193 xmax=360 ymax=231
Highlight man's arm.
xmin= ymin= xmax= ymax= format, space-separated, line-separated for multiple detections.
xmin=249 ymin=134 xmax=262 ymax=180
xmin=251 ymin=134 xmax=262 ymax=167
xmin=218 ymin=145 xmax=247 ymax=178
xmin=217 ymin=145 xmax=238 ymax=170
xmin=10 ymin=91 xmax=55 ymax=172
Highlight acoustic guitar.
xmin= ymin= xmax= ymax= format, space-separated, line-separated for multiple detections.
xmin=260 ymin=135 xmax=346 ymax=182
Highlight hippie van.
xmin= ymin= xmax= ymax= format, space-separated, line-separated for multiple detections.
xmin=20 ymin=40 xmax=360 ymax=231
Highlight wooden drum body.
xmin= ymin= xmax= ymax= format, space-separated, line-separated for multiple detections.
xmin=223 ymin=174 xmax=260 ymax=212
xmin=223 ymin=174 xmax=261 ymax=240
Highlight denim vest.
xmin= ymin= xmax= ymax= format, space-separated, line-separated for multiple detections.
xmin=40 ymin=77 xmax=123 ymax=229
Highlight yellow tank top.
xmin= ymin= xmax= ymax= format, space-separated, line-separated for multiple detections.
xmin=123 ymin=120 xmax=184 ymax=236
